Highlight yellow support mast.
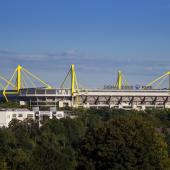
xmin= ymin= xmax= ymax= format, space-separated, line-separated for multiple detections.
xmin=114 ymin=70 xmax=129 ymax=90
xmin=71 ymin=64 xmax=79 ymax=95
xmin=17 ymin=65 xmax=21 ymax=91
xmin=60 ymin=64 xmax=79 ymax=106
xmin=118 ymin=70 xmax=122 ymax=90
xmin=60 ymin=64 xmax=79 ymax=96
xmin=3 ymin=65 xmax=52 ymax=102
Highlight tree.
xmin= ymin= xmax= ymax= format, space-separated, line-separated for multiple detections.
xmin=0 ymin=128 xmax=16 ymax=169
xmin=61 ymin=118 xmax=86 ymax=148
xmin=77 ymin=115 xmax=170 ymax=170
xmin=7 ymin=119 xmax=38 ymax=169
xmin=31 ymin=119 xmax=77 ymax=170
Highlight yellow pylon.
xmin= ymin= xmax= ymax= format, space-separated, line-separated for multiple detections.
xmin=61 ymin=64 xmax=79 ymax=96
xmin=118 ymin=71 xmax=122 ymax=90
xmin=114 ymin=70 xmax=129 ymax=90
xmin=60 ymin=64 xmax=79 ymax=106
xmin=3 ymin=65 xmax=52 ymax=102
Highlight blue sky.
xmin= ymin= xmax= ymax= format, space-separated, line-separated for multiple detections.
xmin=0 ymin=0 xmax=170 ymax=88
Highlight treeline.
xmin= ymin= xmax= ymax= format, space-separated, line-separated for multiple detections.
xmin=1 ymin=108 xmax=170 ymax=169
xmin=0 ymin=101 xmax=27 ymax=109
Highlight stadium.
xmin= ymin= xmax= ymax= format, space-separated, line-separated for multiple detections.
xmin=0 ymin=64 xmax=170 ymax=111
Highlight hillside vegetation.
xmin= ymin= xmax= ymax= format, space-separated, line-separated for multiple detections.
xmin=1 ymin=108 xmax=170 ymax=169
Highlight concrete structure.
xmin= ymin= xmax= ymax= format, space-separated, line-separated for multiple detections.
xmin=0 ymin=109 xmax=35 ymax=127
xmin=77 ymin=89 xmax=170 ymax=110
xmin=16 ymin=88 xmax=170 ymax=110
xmin=37 ymin=111 xmax=65 ymax=120
xmin=0 ymin=108 xmax=65 ymax=127
xmin=1 ymin=64 xmax=170 ymax=111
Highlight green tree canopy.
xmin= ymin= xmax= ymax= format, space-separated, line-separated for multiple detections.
xmin=77 ymin=115 xmax=170 ymax=170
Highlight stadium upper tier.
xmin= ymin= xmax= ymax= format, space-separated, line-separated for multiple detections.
xmin=7 ymin=88 xmax=170 ymax=110
xmin=0 ymin=64 xmax=170 ymax=110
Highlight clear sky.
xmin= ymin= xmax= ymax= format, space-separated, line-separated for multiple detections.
xmin=0 ymin=0 xmax=170 ymax=88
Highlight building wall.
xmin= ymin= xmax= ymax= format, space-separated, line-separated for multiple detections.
xmin=0 ymin=110 xmax=35 ymax=127
xmin=0 ymin=110 xmax=65 ymax=127
xmin=0 ymin=111 xmax=9 ymax=127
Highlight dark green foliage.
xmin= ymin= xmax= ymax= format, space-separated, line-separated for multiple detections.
xmin=0 ymin=108 xmax=170 ymax=169
xmin=31 ymin=119 xmax=78 ymax=170
xmin=77 ymin=115 xmax=170 ymax=170
xmin=0 ymin=101 xmax=28 ymax=109
xmin=0 ymin=126 xmax=31 ymax=169
xmin=31 ymin=131 xmax=76 ymax=170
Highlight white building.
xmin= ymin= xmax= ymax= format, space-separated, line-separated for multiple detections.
xmin=38 ymin=111 xmax=65 ymax=120
xmin=0 ymin=109 xmax=35 ymax=127
xmin=0 ymin=109 xmax=65 ymax=127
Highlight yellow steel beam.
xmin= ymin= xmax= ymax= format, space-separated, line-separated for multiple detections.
xmin=122 ymin=73 xmax=129 ymax=87
xmin=118 ymin=70 xmax=122 ymax=90
xmin=21 ymin=73 xmax=27 ymax=88
xmin=3 ymin=65 xmax=52 ymax=102
xmin=146 ymin=72 xmax=168 ymax=87
xmin=71 ymin=64 xmax=79 ymax=95
xmin=17 ymin=65 xmax=22 ymax=91
xmin=0 ymin=82 xmax=4 ymax=89
xmin=3 ymin=68 xmax=18 ymax=102
xmin=71 ymin=64 xmax=75 ymax=95
xmin=60 ymin=64 xmax=79 ymax=95
xmin=114 ymin=71 xmax=130 ymax=90
xmin=60 ymin=69 xmax=71 ymax=88
xmin=22 ymin=67 xmax=52 ymax=89
xmin=22 ymin=70 xmax=36 ymax=88
xmin=155 ymin=75 xmax=167 ymax=89
xmin=74 ymin=70 xmax=79 ymax=93
xmin=0 ymin=75 xmax=15 ymax=88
